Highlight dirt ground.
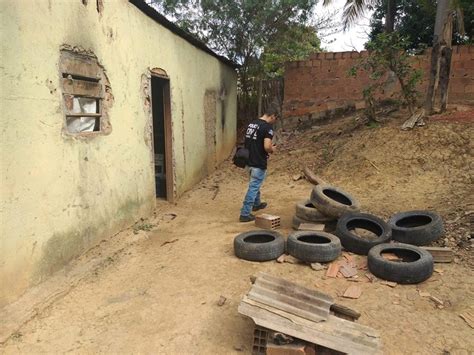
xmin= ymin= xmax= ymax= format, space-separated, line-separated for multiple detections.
xmin=2 ymin=109 xmax=473 ymax=354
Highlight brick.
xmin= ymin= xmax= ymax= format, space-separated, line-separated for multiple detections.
xmin=311 ymin=59 xmax=321 ymax=67
xmin=355 ymin=100 xmax=365 ymax=110
xmin=324 ymin=52 xmax=335 ymax=60
xmin=266 ymin=341 xmax=316 ymax=355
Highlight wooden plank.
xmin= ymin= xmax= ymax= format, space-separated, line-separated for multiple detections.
xmin=66 ymin=113 xmax=101 ymax=118
xmin=459 ymin=310 xmax=474 ymax=329
xmin=421 ymin=247 xmax=454 ymax=263
xmin=238 ymin=300 xmax=380 ymax=354
xmin=298 ymin=223 xmax=325 ymax=231
xmin=60 ymin=51 xmax=101 ymax=79
xmin=162 ymin=79 xmax=174 ymax=203
xmin=61 ymin=78 xmax=102 ymax=98
xmin=330 ymin=303 xmax=361 ymax=320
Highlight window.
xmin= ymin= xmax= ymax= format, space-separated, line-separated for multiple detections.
xmin=59 ymin=49 xmax=111 ymax=135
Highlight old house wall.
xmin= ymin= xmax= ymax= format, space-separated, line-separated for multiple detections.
xmin=0 ymin=0 xmax=237 ymax=306
xmin=283 ymin=46 xmax=473 ymax=127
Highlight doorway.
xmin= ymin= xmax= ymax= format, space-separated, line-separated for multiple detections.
xmin=151 ymin=75 xmax=173 ymax=201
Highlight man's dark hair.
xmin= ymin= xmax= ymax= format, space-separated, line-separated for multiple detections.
xmin=263 ymin=102 xmax=280 ymax=117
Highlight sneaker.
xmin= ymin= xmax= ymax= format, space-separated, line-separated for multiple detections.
xmin=252 ymin=202 xmax=267 ymax=211
xmin=239 ymin=214 xmax=256 ymax=222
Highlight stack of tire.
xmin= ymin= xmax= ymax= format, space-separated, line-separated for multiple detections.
xmin=293 ymin=184 xmax=361 ymax=232
xmin=334 ymin=210 xmax=444 ymax=284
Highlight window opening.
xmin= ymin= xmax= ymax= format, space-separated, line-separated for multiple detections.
xmin=59 ymin=49 xmax=110 ymax=135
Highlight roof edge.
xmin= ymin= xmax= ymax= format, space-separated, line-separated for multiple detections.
xmin=129 ymin=0 xmax=238 ymax=69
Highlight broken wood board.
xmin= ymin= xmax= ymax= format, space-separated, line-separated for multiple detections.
xmin=303 ymin=166 xmax=327 ymax=185
xmin=330 ymin=303 xmax=361 ymax=321
xmin=298 ymin=223 xmax=325 ymax=231
xmin=239 ymin=300 xmax=380 ymax=354
xmin=59 ymin=50 xmax=102 ymax=79
xmin=421 ymin=247 xmax=454 ymax=263
xmin=248 ymin=272 xmax=333 ymax=323
xmin=61 ymin=78 xmax=102 ymax=98
xmin=459 ymin=310 xmax=474 ymax=329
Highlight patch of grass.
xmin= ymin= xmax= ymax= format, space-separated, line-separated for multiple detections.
xmin=11 ymin=331 xmax=22 ymax=340
xmin=133 ymin=223 xmax=155 ymax=234
xmin=367 ymin=121 xmax=380 ymax=129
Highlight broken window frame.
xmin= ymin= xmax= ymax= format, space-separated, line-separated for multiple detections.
xmin=59 ymin=50 xmax=105 ymax=136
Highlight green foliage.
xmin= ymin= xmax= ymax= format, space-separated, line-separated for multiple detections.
xmin=152 ymin=0 xmax=323 ymax=122
xmin=368 ymin=0 xmax=473 ymax=50
xmin=154 ymin=0 xmax=320 ymax=77
xmin=261 ymin=24 xmax=321 ymax=77
xmin=350 ymin=32 xmax=422 ymax=119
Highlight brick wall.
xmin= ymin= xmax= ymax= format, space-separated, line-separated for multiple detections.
xmin=283 ymin=45 xmax=474 ymax=126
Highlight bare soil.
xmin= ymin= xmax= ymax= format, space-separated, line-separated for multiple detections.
xmin=2 ymin=110 xmax=473 ymax=354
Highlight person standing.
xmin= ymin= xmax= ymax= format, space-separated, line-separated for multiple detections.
xmin=239 ymin=107 xmax=278 ymax=222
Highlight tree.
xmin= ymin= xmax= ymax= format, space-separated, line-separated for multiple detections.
xmin=323 ymin=0 xmax=396 ymax=33
xmin=368 ymin=0 xmax=472 ymax=50
xmin=425 ymin=0 xmax=467 ymax=113
xmin=150 ymin=0 xmax=325 ymax=119
xmin=350 ymin=33 xmax=422 ymax=121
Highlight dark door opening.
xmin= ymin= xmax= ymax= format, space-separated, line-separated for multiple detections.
xmin=151 ymin=76 xmax=172 ymax=200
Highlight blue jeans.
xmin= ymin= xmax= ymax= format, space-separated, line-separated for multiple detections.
xmin=240 ymin=167 xmax=267 ymax=217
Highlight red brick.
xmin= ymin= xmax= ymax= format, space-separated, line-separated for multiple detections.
xmin=267 ymin=341 xmax=316 ymax=355
xmin=325 ymin=52 xmax=335 ymax=60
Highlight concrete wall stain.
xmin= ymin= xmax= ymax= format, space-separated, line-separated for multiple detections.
xmin=0 ymin=0 xmax=236 ymax=306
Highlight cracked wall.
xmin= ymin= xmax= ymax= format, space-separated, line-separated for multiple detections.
xmin=0 ymin=0 xmax=237 ymax=306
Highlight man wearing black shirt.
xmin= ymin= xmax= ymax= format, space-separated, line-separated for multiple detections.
xmin=239 ymin=107 xmax=277 ymax=222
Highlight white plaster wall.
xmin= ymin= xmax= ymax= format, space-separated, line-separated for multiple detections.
xmin=0 ymin=0 xmax=237 ymax=306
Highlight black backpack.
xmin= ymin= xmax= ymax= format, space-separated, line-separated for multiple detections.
xmin=232 ymin=146 xmax=249 ymax=168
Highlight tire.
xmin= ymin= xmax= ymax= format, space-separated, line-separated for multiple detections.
xmin=368 ymin=243 xmax=434 ymax=284
xmin=388 ymin=210 xmax=444 ymax=246
xmin=287 ymin=231 xmax=341 ymax=263
xmin=234 ymin=230 xmax=285 ymax=261
xmin=295 ymin=200 xmax=334 ymax=222
xmin=292 ymin=215 xmax=337 ymax=233
xmin=335 ymin=212 xmax=392 ymax=255
xmin=310 ymin=184 xmax=360 ymax=218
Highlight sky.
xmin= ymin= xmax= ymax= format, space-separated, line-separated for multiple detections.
xmin=314 ymin=0 xmax=374 ymax=52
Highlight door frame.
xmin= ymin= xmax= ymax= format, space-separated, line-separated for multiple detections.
xmin=150 ymin=72 xmax=174 ymax=203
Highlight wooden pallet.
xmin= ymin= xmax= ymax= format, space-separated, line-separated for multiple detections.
xmin=255 ymin=214 xmax=281 ymax=230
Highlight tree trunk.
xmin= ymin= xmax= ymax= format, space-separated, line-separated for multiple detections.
xmin=424 ymin=0 xmax=450 ymax=114
xmin=385 ymin=0 xmax=396 ymax=33
xmin=257 ymin=78 xmax=263 ymax=117
xmin=438 ymin=14 xmax=454 ymax=112
xmin=439 ymin=46 xmax=452 ymax=112
xmin=424 ymin=42 xmax=442 ymax=114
